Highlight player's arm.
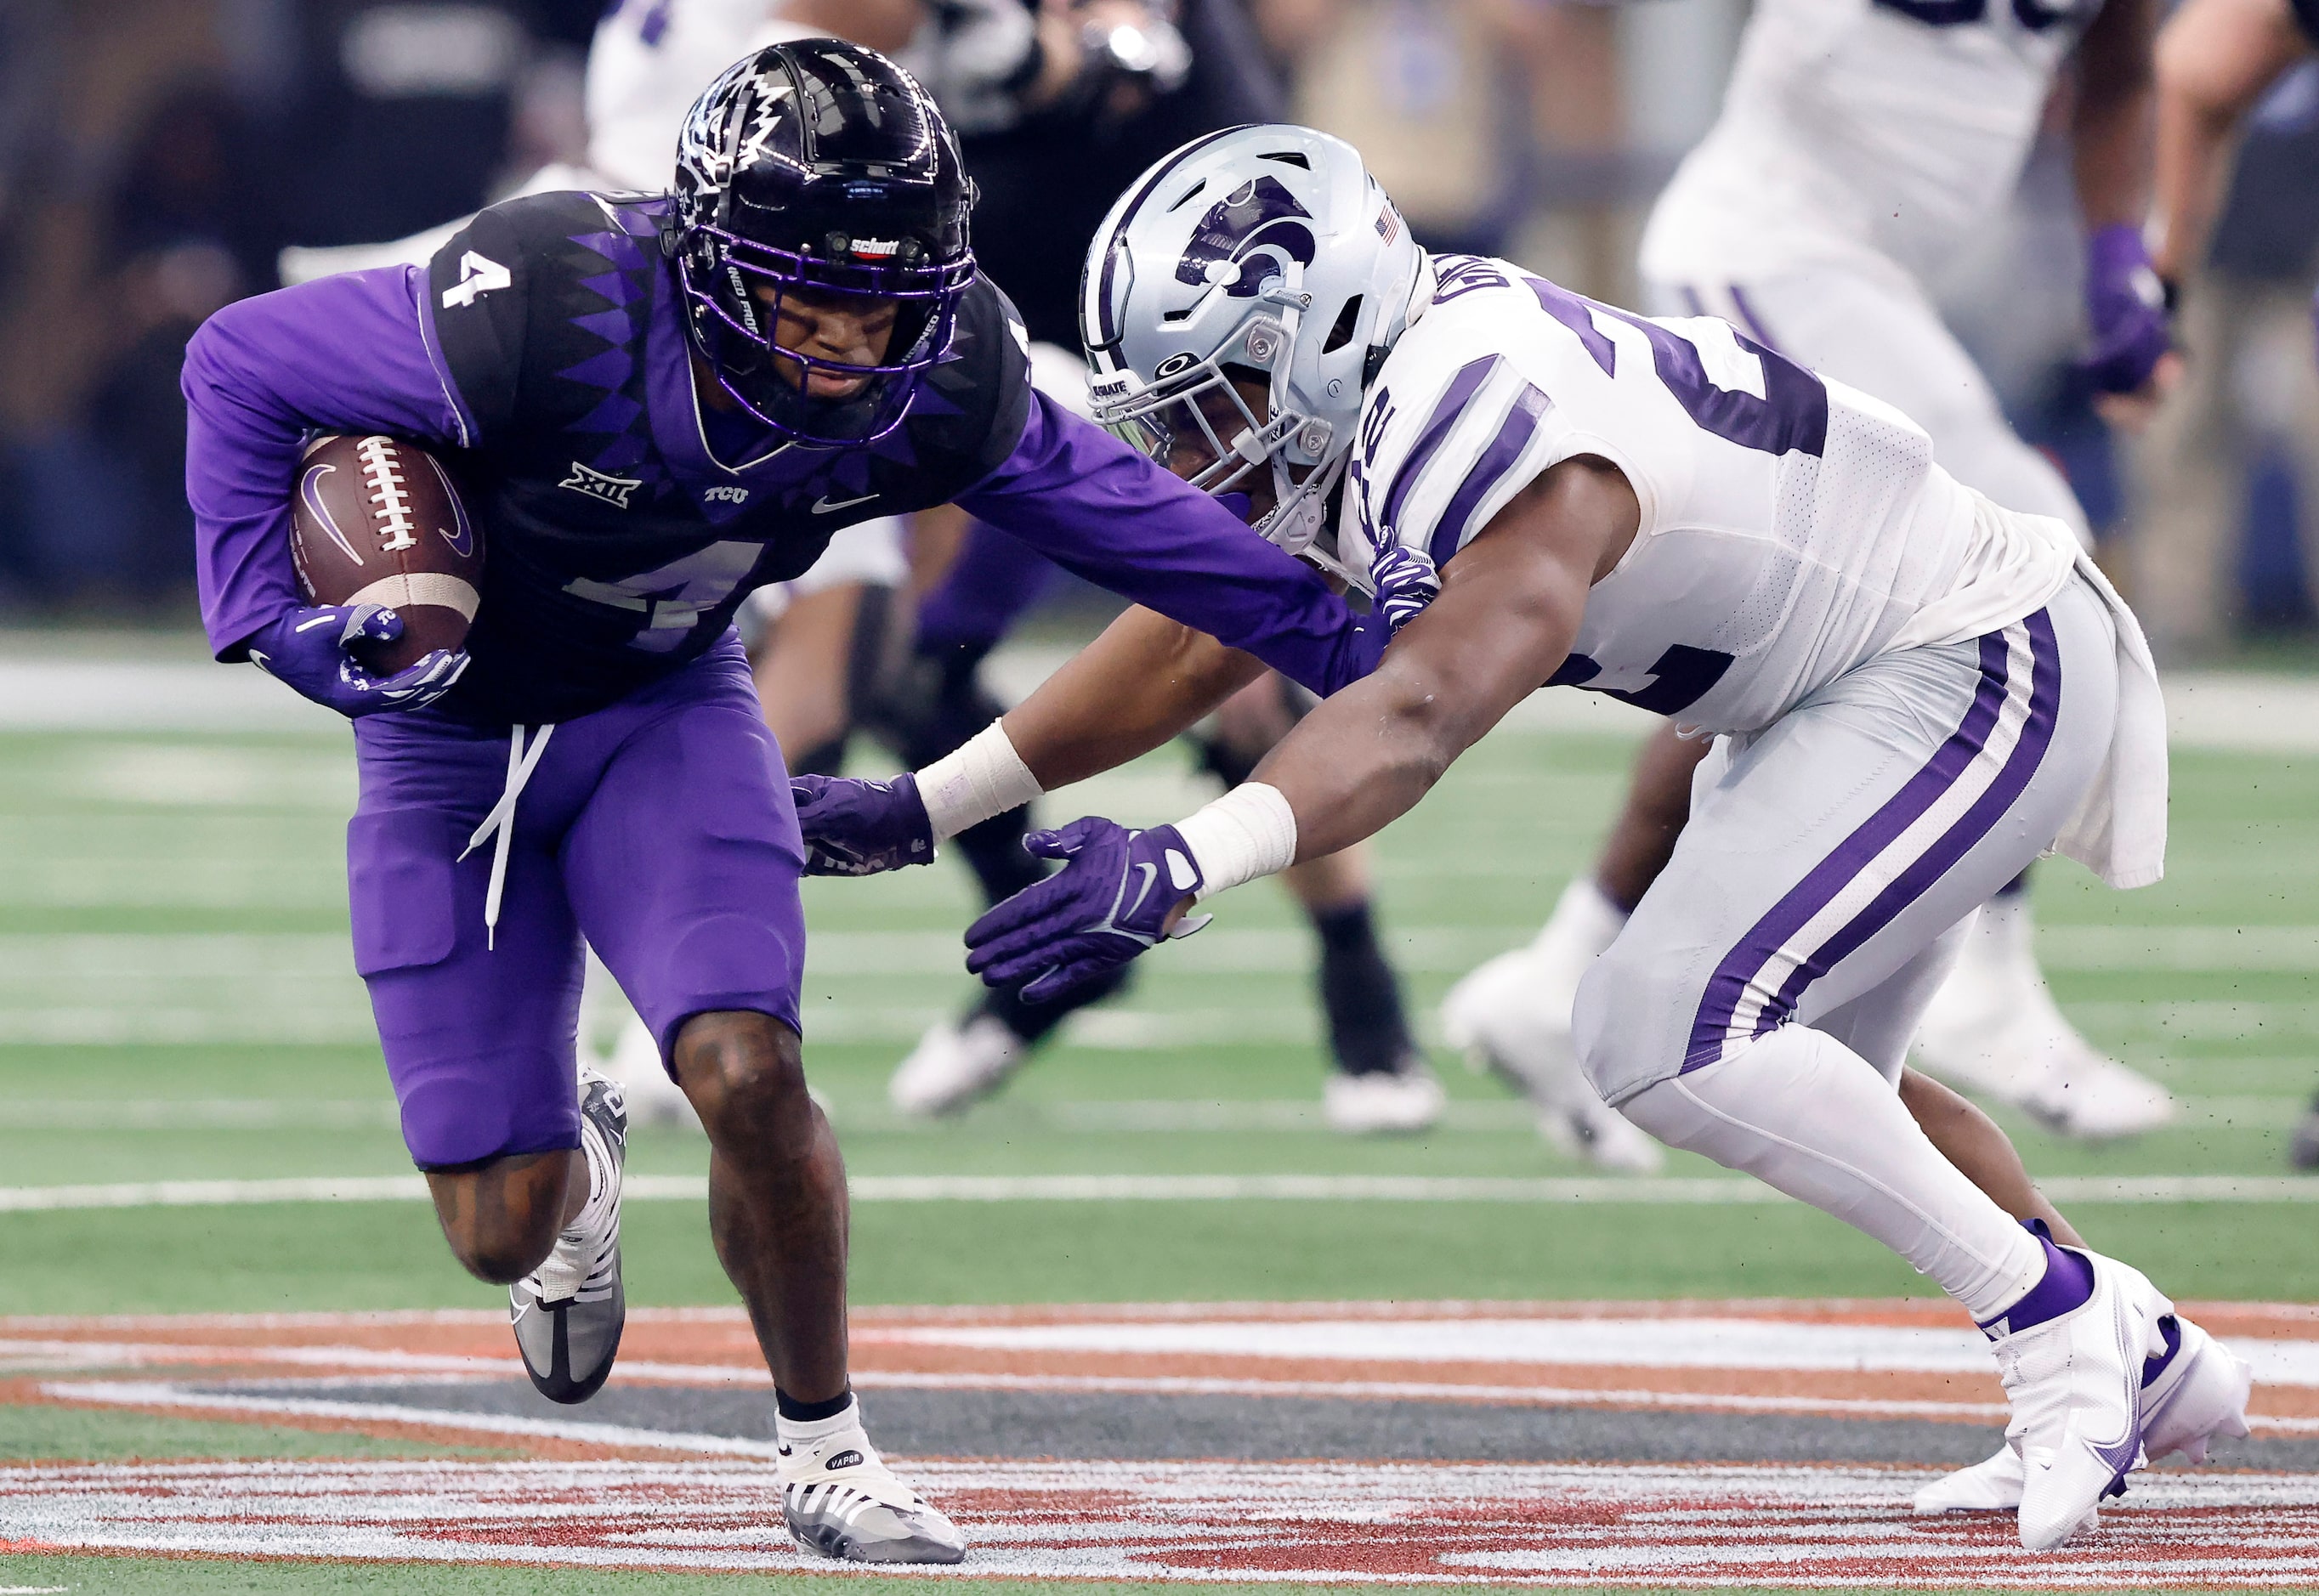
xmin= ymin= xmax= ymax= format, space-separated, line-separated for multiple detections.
xmin=185 ymin=267 xmax=474 ymax=654
xmin=959 ymin=456 xmax=1636 ymax=1000
xmin=2071 ymin=0 xmax=2180 ymax=410
xmin=2152 ymin=0 xmax=2313 ymax=283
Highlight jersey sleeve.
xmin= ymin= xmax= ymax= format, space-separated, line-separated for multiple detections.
xmin=954 ymin=394 xmax=1386 ymax=696
xmin=182 ymin=267 xmax=477 ymax=661
xmin=422 ymin=204 xmax=530 ymax=442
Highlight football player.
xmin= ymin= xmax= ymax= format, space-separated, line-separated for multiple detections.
xmin=791 ymin=127 xmax=2255 ymax=1546
xmin=2139 ymin=0 xmax=2319 ymax=1164
xmin=184 ymin=52 xmax=1389 ymax=1564
xmin=1438 ymin=0 xmax=2186 ymax=1152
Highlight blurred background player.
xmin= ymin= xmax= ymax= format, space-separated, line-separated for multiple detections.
xmin=2141 ymin=0 xmax=2319 ymax=1165
xmin=1440 ymin=0 xmax=2188 ymax=1151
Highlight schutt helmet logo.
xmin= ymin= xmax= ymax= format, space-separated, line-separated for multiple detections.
xmin=1175 ymin=176 xmax=1316 ymax=297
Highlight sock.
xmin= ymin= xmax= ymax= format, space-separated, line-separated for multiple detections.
xmin=1976 ymin=1224 xmax=2095 ymax=1338
xmin=1530 ymin=878 xmax=1631 ymax=972
xmin=980 ymin=962 xmax=1132 ymax=1047
xmin=775 ymin=1387 xmax=857 ymax=1429
xmin=1619 ymin=1026 xmax=2050 ymax=1321
xmin=1311 ymin=899 xmax=1416 ymax=1077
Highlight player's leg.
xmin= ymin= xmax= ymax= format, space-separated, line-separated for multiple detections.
xmin=1580 ymin=581 xmax=2229 ymax=1546
xmin=874 ymin=522 xmax=1136 ymax=1115
xmin=1440 ymin=721 xmax=1704 ymax=1168
xmin=1194 ymin=671 xmax=1439 ymax=1134
xmin=1689 ymin=267 xmax=2174 ymax=1137
xmin=349 ymin=709 xmax=629 ymax=1403
xmin=564 ymin=638 xmax=962 ymax=1563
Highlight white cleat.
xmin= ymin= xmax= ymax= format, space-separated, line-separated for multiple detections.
xmin=1912 ymin=898 xmax=2175 ymax=1140
xmin=602 ymin=1013 xmax=700 ymax=1130
xmin=1440 ymin=885 xmax=1664 ymax=1173
xmin=1916 ymin=1308 xmax=2252 ymax=1517
xmin=1324 ymin=1056 xmax=1447 ymax=1135
xmin=509 ymin=1066 xmax=627 ymax=1405
xmin=1990 ymin=1248 xmax=2169 ymax=1550
xmin=888 ymin=1010 xmax=1026 ymax=1118
xmin=781 ymin=1419 xmax=966 ymax=1564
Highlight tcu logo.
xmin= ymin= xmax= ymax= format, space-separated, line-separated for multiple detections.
xmin=704 ymin=485 xmax=749 ymax=505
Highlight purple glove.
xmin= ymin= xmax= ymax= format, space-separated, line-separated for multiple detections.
xmin=965 ymin=816 xmax=1212 ymax=1004
xmin=790 ymin=773 xmax=936 ymax=876
xmin=2083 ymin=224 xmax=2173 ymax=395
xmin=244 ymin=603 xmax=468 ymax=717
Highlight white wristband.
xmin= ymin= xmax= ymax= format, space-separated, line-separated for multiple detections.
xmin=1171 ymin=781 xmax=1299 ymax=900
xmin=916 ymin=722 xmax=1042 ymax=843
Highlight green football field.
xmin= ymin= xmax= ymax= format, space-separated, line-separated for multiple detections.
xmin=1 ymin=659 xmax=2315 ymax=1593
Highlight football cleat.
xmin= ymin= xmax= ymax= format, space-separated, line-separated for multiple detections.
xmin=1915 ymin=1308 xmax=2252 ymax=1516
xmin=782 ymin=1420 xmax=967 ymax=1563
xmin=1440 ymin=888 xmax=1664 ymax=1173
xmin=888 ymin=1009 xmax=1027 ymax=1118
xmin=1323 ymin=1055 xmax=1446 ymax=1135
xmin=510 ymin=1066 xmax=627 ymax=1404
xmin=1989 ymin=1247 xmax=2167 ymax=1550
xmin=1912 ymin=899 xmax=2175 ymax=1140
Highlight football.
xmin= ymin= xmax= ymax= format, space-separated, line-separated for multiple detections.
xmin=289 ymin=433 xmax=482 ymax=674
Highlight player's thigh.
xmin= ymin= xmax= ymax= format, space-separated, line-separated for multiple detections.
xmin=1809 ymin=915 xmax=1971 ymax=1085
xmin=561 ymin=660 xmax=808 ymax=1068
xmin=1573 ymin=580 xmax=2118 ymax=1106
xmin=348 ymin=722 xmax=586 ymax=1170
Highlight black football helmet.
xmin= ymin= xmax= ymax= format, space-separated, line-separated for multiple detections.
xmin=671 ymin=40 xmax=976 ymax=445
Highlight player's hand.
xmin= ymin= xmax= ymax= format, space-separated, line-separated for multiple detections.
xmin=964 ymin=815 xmax=1211 ymax=1004
xmin=790 ymin=773 xmax=936 ymax=876
xmin=2082 ymin=225 xmax=2174 ymax=410
xmin=245 ymin=603 xmax=470 ymax=718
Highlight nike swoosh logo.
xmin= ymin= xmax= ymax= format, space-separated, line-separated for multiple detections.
xmin=1124 ymin=861 xmax=1158 ymax=922
xmin=2083 ymin=1288 xmax=2148 ymax=1479
xmin=812 ymin=492 xmax=878 ymax=515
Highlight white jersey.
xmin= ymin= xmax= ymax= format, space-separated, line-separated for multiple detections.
xmin=1344 ymin=256 xmax=2078 ymax=737
xmin=1638 ymin=0 xmax=2096 ymax=288
xmin=586 ymin=1 xmax=807 ymax=190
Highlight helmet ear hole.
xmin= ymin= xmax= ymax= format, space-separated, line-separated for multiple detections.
xmin=1321 ymin=294 xmax=1363 ymax=354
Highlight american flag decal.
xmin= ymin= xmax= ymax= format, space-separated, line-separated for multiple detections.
xmin=1375 ymin=206 xmax=1400 ymax=245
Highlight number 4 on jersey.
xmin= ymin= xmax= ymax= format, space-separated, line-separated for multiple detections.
xmin=442 ymin=252 xmax=511 ymax=310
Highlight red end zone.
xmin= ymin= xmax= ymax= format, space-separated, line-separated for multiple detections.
xmin=3 ymin=1301 xmax=2316 ymax=1587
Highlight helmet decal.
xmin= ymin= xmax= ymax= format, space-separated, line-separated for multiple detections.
xmin=1175 ymin=177 xmax=1316 ymax=297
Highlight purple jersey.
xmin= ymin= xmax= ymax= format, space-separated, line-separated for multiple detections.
xmin=186 ymin=190 xmax=1381 ymax=725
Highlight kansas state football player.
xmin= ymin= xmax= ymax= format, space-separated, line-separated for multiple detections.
xmin=792 ymin=127 xmax=2254 ymax=1547
xmin=1449 ymin=0 xmax=2183 ymax=1163
xmin=184 ymin=53 xmax=1387 ymax=1564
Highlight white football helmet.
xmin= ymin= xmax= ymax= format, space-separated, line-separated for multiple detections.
xmin=1080 ymin=124 xmax=1433 ymax=585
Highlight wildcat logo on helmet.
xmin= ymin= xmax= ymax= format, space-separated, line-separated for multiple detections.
xmin=1175 ymin=177 xmax=1317 ymax=297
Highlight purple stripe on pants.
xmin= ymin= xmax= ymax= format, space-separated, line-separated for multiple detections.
xmin=1428 ymin=383 xmax=1553 ymax=569
xmin=1681 ymin=623 xmax=2026 ymax=1074
xmin=1381 ymin=354 xmax=1499 ymax=538
xmin=1752 ymin=610 xmax=2061 ymax=1034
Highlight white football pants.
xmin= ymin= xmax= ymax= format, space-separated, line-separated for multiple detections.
xmin=1574 ymin=577 xmax=2118 ymax=1314
xmin=1648 ymin=270 xmax=2089 ymax=543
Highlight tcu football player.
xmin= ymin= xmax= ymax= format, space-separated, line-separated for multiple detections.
xmin=792 ymin=126 xmax=2254 ymax=1547
xmin=1443 ymin=0 xmax=2186 ymax=1157
xmin=184 ymin=48 xmax=1389 ymax=1563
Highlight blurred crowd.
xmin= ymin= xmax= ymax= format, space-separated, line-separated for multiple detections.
xmin=0 ymin=0 xmax=2315 ymax=656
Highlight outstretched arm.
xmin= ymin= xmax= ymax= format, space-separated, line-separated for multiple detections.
xmin=2152 ymin=0 xmax=2313 ymax=282
xmin=2071 ymin=0 xmax=2181 ymax=416
xmin=961 ymin=456 xmax=1637 ymax=999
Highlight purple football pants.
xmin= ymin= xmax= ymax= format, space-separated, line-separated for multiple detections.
xmin=348 ymin=633 xmax=806 ymax=1169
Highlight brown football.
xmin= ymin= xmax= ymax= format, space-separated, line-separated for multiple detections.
xmin=290 ymin=433 xmax=482 ymax=673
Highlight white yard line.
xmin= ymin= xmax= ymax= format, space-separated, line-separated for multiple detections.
xmin=7 ymin=1171 xmax=2318 ymax=1212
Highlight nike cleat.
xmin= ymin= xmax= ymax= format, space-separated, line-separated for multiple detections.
xmin=1916 ymin=1307 xmax=2252 ymax=1515
xmin=888 ymin=1008 xmax=1027 ymax=1118
xmin=1441 ymin=934 xmax=1664 ymax=1174
xmin=782 ymin=1419 xmax=967 ymax=1563
xmin=1323 ymin=1054 xmax=1446 ymax=1135
xmin=1990 ymin=1247 xmax=2167 ymax=1550
xmin=510 ymin=1065 xmax=626 ymax=1404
